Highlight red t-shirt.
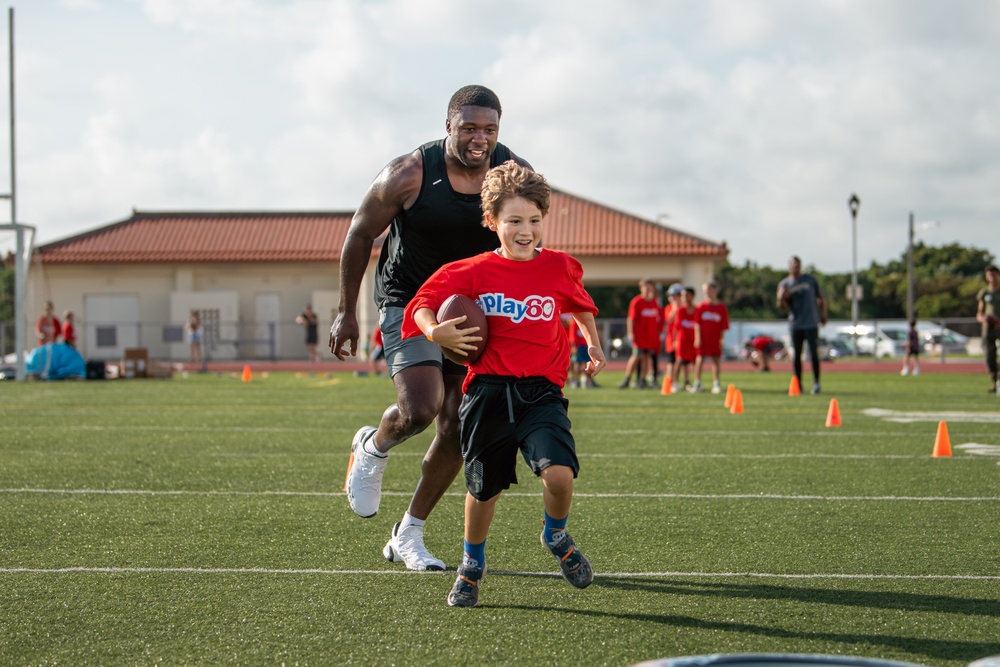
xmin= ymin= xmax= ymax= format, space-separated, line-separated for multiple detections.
xmin=628 ymin=295 xmax=663 ymax=350
xmin=662 ymin=304 xmax=677 ymax=353
xmin=695 ymin=301 xmax=728 ymax=357
xmin=36 ymin=315 xmax=62 ymax=345
xmin=674 ymin=305 xmax=698 ymax=362
xmin=402 ymin=249 xmax=598 ymax=391
xmin=63 ymin=321 xmax=77 ymax=346
xmin=568 ymin=318 xmax=588 ymax=348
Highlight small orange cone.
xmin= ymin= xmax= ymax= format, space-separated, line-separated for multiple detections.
xmin=724 ymin=383 xmax=736 ymax=408
xmin=788 ymin=376 xmax=801 ymax=396
xmin=730 ymin=389 xmax=744 ymax=414
xmin=242 ymin=365 xmax=252 ymax=382
xmin=343 ymin=452 xmax=354 ymax=492
xmin=660 ymin=375 xmax=673 ymax=395
xmin=932 ymin=421 xmax=952 ymax=458
xmin=825 ymin=398 xmax=842 ymax=427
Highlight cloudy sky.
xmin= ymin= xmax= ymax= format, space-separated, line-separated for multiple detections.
xmin=1 ymin=0 xmax=998 ymax=272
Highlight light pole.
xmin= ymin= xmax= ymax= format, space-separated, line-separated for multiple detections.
xmin=906 ymin=213 xmax=940 ymax=324
xmin=848 ymin=194 xmax=860 ymax=353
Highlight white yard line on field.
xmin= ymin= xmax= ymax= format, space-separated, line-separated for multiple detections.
xmin=2 ymin=488 xmax=998 ymax=501
xmin=0 ymin=566 xmax=997 ymax=581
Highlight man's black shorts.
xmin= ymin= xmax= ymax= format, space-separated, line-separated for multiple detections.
xmin=458 ymin=375 xmax=579 ymax=501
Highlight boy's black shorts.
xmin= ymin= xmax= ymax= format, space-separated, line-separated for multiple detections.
xmin=458 ymin=375 xmax=579 ymax=501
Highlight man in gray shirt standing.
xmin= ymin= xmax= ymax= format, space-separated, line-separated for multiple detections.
xmin=777 ymin=256 xmax=828 ymax=395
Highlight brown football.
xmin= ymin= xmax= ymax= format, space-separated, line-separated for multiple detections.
xmin=435 ymin=294 xmax=488 ymax=365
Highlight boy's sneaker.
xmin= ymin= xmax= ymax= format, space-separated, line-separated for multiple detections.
xmin=811 ymin=383 xmax=821 ymax=395
xmin=900 ymin=368 xmax=909 ymax=376
xmin=711 ymin=382 xmax=722 ymax=394
xmin=617 ymin=378 xmax=630 ymax=389
xmin=383 ymin=521 xmax=445 ymax=571
xmin=345 ymin=426 xmax=387 ymax=518
xmin=671 ymin=382 xmax=682 ymax=394
xmin=690 ymin=381 xmax=703 ymax=393
xmin=447 ymin=565 xmax=483 ymax=607
xmin=541 ymin=529 xmax=594 ymax=589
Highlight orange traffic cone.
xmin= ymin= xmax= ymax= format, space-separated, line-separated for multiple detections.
xmin=343 ymin=452 xmax=354 ymax=492
xmin=724 ymin=383 xmax=736 ymax=408
xmin=788 ymin=376 xmax=801 ymax=396
xmin=242 ymin=365 xmax=252 ymax=382
xmin=825 ymin=398 xmax=842 ymax=427
xmin=932 ymin=421 xmax=952 ymax=458
xmin=660 ymin=375 xmax=673 ymax=395
xmin=730 ymin=389 xmax=744 ymax=414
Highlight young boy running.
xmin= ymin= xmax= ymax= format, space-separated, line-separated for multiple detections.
xmin=672 ymin=287 xmax=699 ymax=392
xmin=694 ymin=281 xmax=729 ymax=393
xmin=402 ymin=161 xmax=606 ymax=607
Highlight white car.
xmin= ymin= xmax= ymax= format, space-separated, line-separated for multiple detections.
xmin=856 ymin=328 xmax=909 ymax=358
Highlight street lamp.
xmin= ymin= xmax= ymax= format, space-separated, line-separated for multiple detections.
xmin=906 ymin=212 xmax=940 ymax=324
xmin=848 ymin=194 xmax=861 ymax=354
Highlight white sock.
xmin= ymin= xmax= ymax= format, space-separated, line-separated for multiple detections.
xmin=399 ymin=513 xmax=425 ymax=532
xmin=363 ymin=437 xmax=387 ymax=458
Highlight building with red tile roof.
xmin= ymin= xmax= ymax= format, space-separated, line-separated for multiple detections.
xmin=27 ymin=190 xmax=727 ymax=362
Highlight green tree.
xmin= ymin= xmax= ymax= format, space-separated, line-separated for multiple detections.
xmin=0 ymin=259 xmax=12 ymax=323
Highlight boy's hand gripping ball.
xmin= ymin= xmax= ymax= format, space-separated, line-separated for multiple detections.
xmin=435 ymin=295 xmax=488 ymax=365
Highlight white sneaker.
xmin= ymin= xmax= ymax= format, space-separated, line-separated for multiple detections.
xmin=711 ymin=382 xmax=722 ymax=394
xmin=913 ymin=368 xmax=920 ymax=377
xmin=383 ymin=521 xmax=446 ymax=571
xmin=671 ymin=383 xmax=682 ymax=394
xmin=346 ymin=426 xmax=387 ymax=518
xmin=900 ymin=368 xmax=909 ymax=376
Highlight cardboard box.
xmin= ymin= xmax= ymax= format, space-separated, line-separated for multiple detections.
xmin=122 ymin=348 xmax=149 ymax=379
xmin=148 ymin=361 xmax=174 ymax=379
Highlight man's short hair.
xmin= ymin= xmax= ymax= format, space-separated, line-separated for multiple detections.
xmin=448 ymin=85 xmax=502 ymax=119
xmin=986 ymin=264 xmax=1000 ymax=274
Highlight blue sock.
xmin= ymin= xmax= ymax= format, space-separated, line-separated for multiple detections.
xmin=462 ymin=539 xmax=486 ymax=570
xmin=544 ymin=511 xmax=568 ymax=544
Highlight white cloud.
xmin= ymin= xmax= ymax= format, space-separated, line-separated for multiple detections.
xmin=7 ymin=0 xmax=1000 ymax=271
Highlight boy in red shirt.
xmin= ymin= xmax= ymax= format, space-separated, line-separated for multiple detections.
xmin=35 ymin=301 xmax=62 ymax=346
xmin=402 ymin=161 xmax=605 ymax=607
xmin=693 ymin=281 xmax=729 ymax=393
xmin=618 ymin=279 xmax=663 ymax=389
xmin=670 ymin=287 xmax=699 ymax=392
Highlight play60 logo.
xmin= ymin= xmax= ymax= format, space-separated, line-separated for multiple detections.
xmin=477 ymin=293 xmax=556 ymax=324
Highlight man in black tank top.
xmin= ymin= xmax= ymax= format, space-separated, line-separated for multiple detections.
xmin=330 ymin=85 xmax=531 ymax=570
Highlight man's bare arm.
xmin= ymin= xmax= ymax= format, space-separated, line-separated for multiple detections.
xmin=329 ymin=151 xmax=422 ymax=359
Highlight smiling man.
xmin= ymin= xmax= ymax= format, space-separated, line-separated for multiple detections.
xmin=329 ymin=85 xmax=531 ymax=571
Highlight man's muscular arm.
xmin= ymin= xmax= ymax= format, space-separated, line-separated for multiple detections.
xmin=329 ymin=151 xmax=422 ymax=359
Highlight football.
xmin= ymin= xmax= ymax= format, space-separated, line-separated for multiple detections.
xmin=435 ymin=294 xmax=488 ymax=365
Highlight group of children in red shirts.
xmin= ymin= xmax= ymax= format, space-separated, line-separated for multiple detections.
xmin=618 ymin=279 xmax=730 ymax=394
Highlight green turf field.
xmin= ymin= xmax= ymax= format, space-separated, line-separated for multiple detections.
xmin=1 ymin=370 xmax=998 ymax=666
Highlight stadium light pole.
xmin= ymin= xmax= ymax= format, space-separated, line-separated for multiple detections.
xmin=906 ymin=212 xmax=940 ymax=325
xmin=848 ymin=194 xmax=860 ymax=354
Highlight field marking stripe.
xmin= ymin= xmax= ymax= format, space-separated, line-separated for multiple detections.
xmin=0 ymin=451 xmax=988 ymax=460
xmin=2 ymin=488 xmax=998 ymax=501
xmin=0 ymin=566 xmax=997 ymax=580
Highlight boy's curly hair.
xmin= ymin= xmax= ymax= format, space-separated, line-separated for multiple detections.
xmin=480 ymin=161 xmax=550 ymax=227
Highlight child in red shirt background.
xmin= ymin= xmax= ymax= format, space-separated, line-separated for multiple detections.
xmin=694 ymin=281 xmax=729 ymax=393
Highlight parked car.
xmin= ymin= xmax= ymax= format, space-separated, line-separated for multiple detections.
xmin=856 ymin=327 xmax=908 ymax=358
xmin=922 ymin=332 xmax=969 ymax=355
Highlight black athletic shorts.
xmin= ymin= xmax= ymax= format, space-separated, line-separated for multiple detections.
xmin=458 ymin=375 xmax=579 ymax=501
